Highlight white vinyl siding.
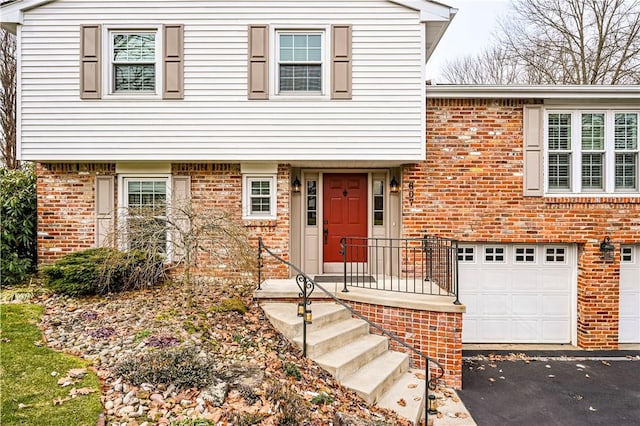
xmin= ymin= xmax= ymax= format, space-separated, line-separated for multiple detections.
xmin=18 ymin=0 xmax=425 ymax=162
xmin=545 ymin=110 xmax=640 ymax=194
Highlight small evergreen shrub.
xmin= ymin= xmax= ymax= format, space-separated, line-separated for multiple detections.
xmin=42 ymin=247 xmax=164 ymax=296
xmin=114 ymin=346 xmax=215 ymax=389
xmin=283 ymin=362 xmax=302 ymax=380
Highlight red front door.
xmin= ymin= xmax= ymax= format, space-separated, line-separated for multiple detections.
xmin=323 ymin=173 xmax=368 ymax=263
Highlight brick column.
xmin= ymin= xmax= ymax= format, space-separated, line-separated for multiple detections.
xmin=576 ymin=242 xmax=620 ymax=349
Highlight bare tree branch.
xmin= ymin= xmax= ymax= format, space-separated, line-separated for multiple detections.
xmin=1 ymin=29 xmax=17 ymax=168
xmin=440 ymin=0 xmax=640 ymax=85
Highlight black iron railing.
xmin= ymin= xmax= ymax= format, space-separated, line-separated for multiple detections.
xmin=257 ymin=237 xmax=445 ymax=423
xmin=340 ymin=236 xmax=461 ymax=304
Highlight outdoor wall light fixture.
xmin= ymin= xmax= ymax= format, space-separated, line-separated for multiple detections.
xmin=600 ymin=236 xmax=615 ymax=262
xmin=390 ymin=177 xmax=400 ymax=193
xmin=292 ymin=177 xmax=301 ymax=193
xmin=427 ymin=394 xmax=437 ymax=415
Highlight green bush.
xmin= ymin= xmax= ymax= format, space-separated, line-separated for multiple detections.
xmin=0 ymin=165 xmax=36 ymax=285
xmin=42 ymin=248 xmax=164 ymax=296
xmin=283 ymin=361 xmax=302 ymax=380
xmin=114 ymin=346 xmax=216 ymax=389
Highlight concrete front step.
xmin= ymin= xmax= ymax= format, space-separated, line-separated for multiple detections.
xmin=315 ymin=334 xmax=389 ymax=380
xmin=377 ymin=369 xmax=427 ymax=425
xmin=261 ymin=301 xmax=428 ymax=425
xmin=261 ymin=302 xmax=351 ymax=341
xmin=341 ymin=350 xmax=410 ymax=404
xmin=293 ymin=317 xmax=369 ymax=358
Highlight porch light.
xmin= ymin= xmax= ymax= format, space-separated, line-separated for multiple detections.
xmin=427 ymin=394 xmax=438 ymax=415
xmin=304 ymin=309 xmax=313 ymax=324
xmin=600 ymin=236 xmax=615 ymax=262
xmin=292 ymin=177 xmax=301 ymax=193
xmin=390 ymin=177 xmax=400 ymax=193
xmin=297 ymin=302 xmax=305 ymax=317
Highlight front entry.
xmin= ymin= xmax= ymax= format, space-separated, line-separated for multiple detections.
xmin=323 ymin=174 xmax=368 ymax=269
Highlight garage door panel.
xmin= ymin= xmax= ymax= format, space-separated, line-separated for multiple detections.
xmin=512 ymin=295 xmax=539 ymax=315
xmin=511 ymin=272 xmax=539 ymax=290
xmin=482 ymin=270 xmax=510 ymax=290
xmin=482 ymin=320 xmax=512 ymax=339
xmin=542 ymin=320 xmax=570 ymax=341
xmin=482 ymin=295 xmax=510 ymax=315
xmin=460 ymin=244 xmax=574 ymax=343
xmin=542 ymin=294 xmax=570 ymax=316
xmin=512 ymin=320 xmax=539 ymax=340
xmin=541 ymin=270 xmax=571 ymax=290
xmin=620 ymin=245 xmax=640 ymax=343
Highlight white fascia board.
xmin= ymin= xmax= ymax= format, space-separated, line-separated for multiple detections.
xmin=426 ymin=85 xmax=640 ymax=99
xmin=1 ymin=0 xmax=56 ymax=24
xmin=389 ymin=0 xmax=455 ymax=22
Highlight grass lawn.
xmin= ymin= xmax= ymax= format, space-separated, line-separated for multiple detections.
xmin=0 ymin=304 xmax=102 ymax=426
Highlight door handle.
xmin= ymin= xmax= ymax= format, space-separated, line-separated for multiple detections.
xmin=323 ymin=228 xmax=329 ymax=245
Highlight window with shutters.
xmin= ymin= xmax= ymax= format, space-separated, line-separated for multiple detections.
xmin=545 ymin=110 xmax=639 ymax=194
xmin=276 ymin=30 xmax=325 ymax=95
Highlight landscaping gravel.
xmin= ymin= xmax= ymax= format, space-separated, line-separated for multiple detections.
xmin=33 ymin=279 xmax=410 ymax=426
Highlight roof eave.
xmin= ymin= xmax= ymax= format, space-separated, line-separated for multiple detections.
xmin=426 ymin=85 xmax=640 ymax=99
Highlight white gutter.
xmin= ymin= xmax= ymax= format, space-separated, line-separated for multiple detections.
xmin=426 ymin=85 xmax=640 ymax=99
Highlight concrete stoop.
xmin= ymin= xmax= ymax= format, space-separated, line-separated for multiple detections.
xmin=261 ymin=302 xmax=446 ymax=425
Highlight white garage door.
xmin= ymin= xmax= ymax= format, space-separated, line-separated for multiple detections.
xmin=458 ymin=244 xmax=575 ymax=343
xmin=620 ymin=245 xmax=640 ymax=343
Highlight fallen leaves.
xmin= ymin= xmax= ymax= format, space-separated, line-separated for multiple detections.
xmin=407 ymin=383 xmax=418 ymax=389
xmin=397 ymin=398 xmax=406 ymax=407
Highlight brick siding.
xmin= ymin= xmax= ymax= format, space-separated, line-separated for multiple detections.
xmin=402 ymin=98 xmax=640 ymax=349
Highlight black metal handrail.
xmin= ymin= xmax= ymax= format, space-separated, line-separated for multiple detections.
xmin=340 ymin=236 xmax=461 ymax=304
xmin=257 ymin=237 xmax=445 ymax=423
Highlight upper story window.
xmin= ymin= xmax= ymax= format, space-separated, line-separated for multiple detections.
xmin=546 ymin=110 xmax=639 ymax=194
xmin=111 ymin=31 xmax=159 ymax=94
xmin=276 ymin=31 xmax=324 ymax=95
xmin=113 ymin=33 xmax=156 ymax=91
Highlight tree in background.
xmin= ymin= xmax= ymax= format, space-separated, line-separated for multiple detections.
xmin=441 ymin=0 xmax=640 ymax=84
xmin=1 ymin=28 xmax=17 ymax=168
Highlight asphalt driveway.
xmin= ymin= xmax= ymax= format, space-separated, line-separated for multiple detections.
xmin=457 ymin=351 xmax=640 ymax=426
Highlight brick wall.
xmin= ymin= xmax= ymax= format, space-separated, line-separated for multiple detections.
xmin=36 ymin=163 xmax=116 ymax=264
xmin=402 ymin=98 xmax=640 ymax=348
xmin=37 ymin=162 xmax=291 ymax=279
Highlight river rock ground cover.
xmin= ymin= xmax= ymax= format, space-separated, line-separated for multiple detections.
xmin=34 ymin=278 xmax=411 ymax=426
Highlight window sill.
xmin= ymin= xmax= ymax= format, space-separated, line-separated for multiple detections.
xmin=243 ymin=219 xmax=278 ymax=228
xmin=544 ymin=195 xmax=640 ymax=204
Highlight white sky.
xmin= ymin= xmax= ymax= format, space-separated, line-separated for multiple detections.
xmin=425 ymin=0 xmax=512 ymax=82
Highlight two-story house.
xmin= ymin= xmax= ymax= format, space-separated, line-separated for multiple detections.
xmin=3 ymin=0 xmax=639 ymax=392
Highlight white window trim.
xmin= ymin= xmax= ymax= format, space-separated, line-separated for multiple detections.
xmin=242 ymin=174 xmax=277 ymax=220
xmin=483 ymin=245 xmax=507 ymax=264
xmin=270 ymin=26 xmax=330 ymax=99
xmin=117 ymin=174 xmax=172 ymax=254
xmin=103 ymin=25 xmax=163 ymax=99
xmin=544 ymin=109 xmax=640 ymax=196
